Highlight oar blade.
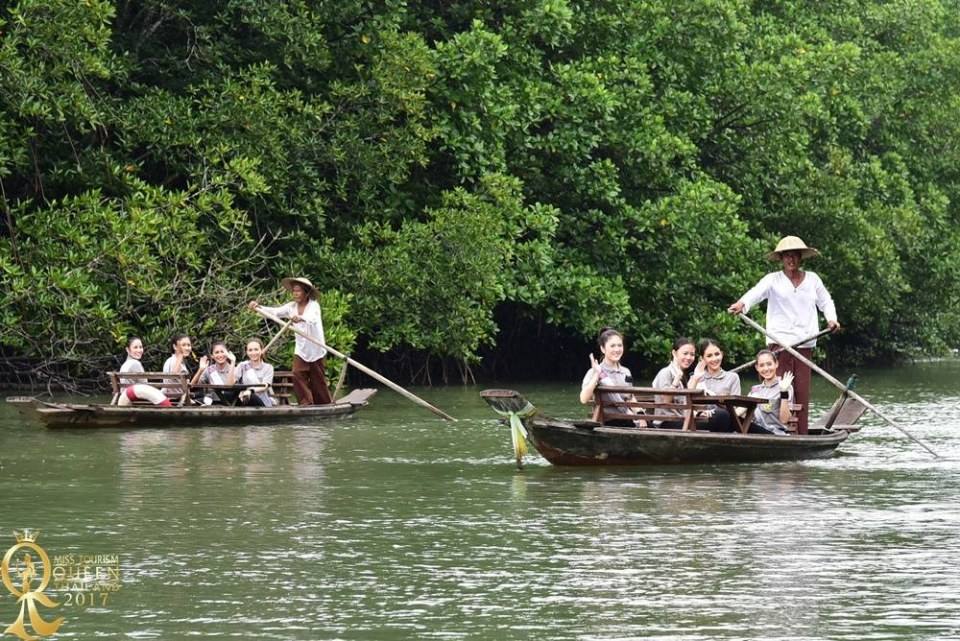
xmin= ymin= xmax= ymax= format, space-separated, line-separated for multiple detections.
xmin=480 ymin=389 xmax=531 ymax=415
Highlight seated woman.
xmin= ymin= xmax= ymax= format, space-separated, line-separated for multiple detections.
xmin=119 ymin=336 xmax=145 ymax=387
xmin=651 ymin=337 xmax=696 ymax=429
xmin=233 ymin=338 xmax=275 ymax=407
xmin=685 ymin=338 xmax=738 ymax=432
xmin=748 ymin=349 xmax=795 ymax=435
xmin=195 ymin=341 xmax=237 ymax=405
xmin=579 ymin=328 xmax=645 ymax=427
xmin=162 ymin=334 xmax=203 ymax=401
xmin=117 ymin=336 xmax=172 ymax=407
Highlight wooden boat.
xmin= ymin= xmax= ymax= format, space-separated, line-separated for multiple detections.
xmin=480 ymin=386 xmax=866 ymax=466
xmin=6 ymin=388 xmax=377 ymax=428
xmin=5 ymin=367 xmax=376 ymax=428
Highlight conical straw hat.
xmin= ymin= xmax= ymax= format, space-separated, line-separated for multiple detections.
xmin=766 ymin=236 xmax=821 ymax=261
xmin=281 ymin=276 xmax=317 ymax=298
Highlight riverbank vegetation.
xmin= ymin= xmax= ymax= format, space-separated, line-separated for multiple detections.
xmin=2 ymin=0 xmax=959 ymax=387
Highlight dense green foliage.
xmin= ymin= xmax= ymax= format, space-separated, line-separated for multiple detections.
xmin=2 ymin=0 xmax=959 ymax=385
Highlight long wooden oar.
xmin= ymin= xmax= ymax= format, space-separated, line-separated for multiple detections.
xmin=332 ymin=360 xmax=349 ymax=401
xmin=738 ymin=313 xmax=940 ymax=458
xmin=730 ymin=327 xmax=833 ymax=373
xmin=262 ymin=318 xmax=294 ymax=356
xmin=252 ymin=305 xmax=457 ymax=421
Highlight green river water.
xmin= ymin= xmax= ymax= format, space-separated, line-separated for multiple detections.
xmin=1 ymin=360 xmax=959 ymax=640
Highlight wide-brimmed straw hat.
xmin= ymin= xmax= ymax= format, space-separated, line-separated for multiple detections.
xmin=766 ymin=236 xmax=821 ymax=261
xmin=281 ymin=276 xmax=317 ymax=298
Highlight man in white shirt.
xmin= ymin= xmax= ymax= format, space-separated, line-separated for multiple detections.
xmin=728 ymin=236 xmax=840 ymax=433
xmin=249 ymin=277 xmax=332 ymax=405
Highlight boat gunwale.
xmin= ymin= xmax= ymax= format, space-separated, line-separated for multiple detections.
xmin=523 ymin=419 xmax=848 ymax=466
xmin=8 ymin=389 xmax=376 ymax=428
xmin=530 ymin=416 xmax=849 ymax=445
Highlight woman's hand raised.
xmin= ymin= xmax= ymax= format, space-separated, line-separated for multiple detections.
xmin=779 ymin=370 xmax=795 ymax=392
xmin=589 ymin=353 xmax=602 ymax=376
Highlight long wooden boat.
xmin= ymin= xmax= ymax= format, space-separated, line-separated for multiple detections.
xmin=6 ymin=388 xmax=377 ymax=428
xmin=480 ymin=388 xmax=865 ymax=466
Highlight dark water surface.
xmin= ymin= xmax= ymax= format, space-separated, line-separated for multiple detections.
xmin=2 ymin=361 xmax=959 ymax=640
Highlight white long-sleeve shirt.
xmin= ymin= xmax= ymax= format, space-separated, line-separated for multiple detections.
xmin=119 ymin=357 xmax=144 ymax=389
xmin=258 ymin=299 xmax=327 ymax=361
xmin=738 ymin=271 xmax=837 ymax=348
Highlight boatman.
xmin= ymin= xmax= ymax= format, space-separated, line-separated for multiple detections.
xmin=248 ymin=277 xmax=332 ymax=405
xmin=727 ymin=236 xmax=840 ymax=434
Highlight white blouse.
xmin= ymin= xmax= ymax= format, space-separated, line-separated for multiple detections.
xmin=257 ymin=299 xmax=327 ymax=362
xmin=738 ymin=271 xmax=837 ymax=348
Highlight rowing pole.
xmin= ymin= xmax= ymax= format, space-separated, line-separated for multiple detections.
xmin=261 ymin=318 xmax=294 ymax=356
xmin=738 ymin=313 xmax=939 ymax=458
xmin=252 ymin=305 xmax=457 ymax=421
xmin=730 ymin=327 xmax=833 ymax=373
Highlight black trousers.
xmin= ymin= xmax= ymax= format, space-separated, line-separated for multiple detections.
xmin=236 ymin=390 xmax=267 ymax=406
xmin=658 ymin=408 xmax=734 ymax=432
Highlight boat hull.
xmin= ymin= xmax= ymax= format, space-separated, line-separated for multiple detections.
xmin=525 ymin=418 xmax=848 ymax=466
xmin=7 ymin=389 xmax=376 ymax=428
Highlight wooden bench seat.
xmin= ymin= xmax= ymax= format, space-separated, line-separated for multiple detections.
xmin=593 ymin=385 xmax=763 ymax=432
xmin=595 ymin=386 xmax=697 ymax=429
xmin=261 ymin=367 xmax=350 ymax=405
xmin=107 ymin=371 xmax=191 ymax=406
xmin=270 ymin=371 xmax=294 ymax=405
xmin=595 ymin=386 xmax=861 ymax=435
xmin=108 ymin=371 xmax=297 ymax=406
xmin=110 ymin=369 xmax=349 ymax=407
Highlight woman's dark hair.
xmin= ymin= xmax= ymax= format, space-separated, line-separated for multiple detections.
xmin=669 ymin=337 xmax=696 ymax=380
xmin=126 ymin=336 xmax=142 ymax=349
xmin=597 ymin=327 xmax=624 ymax=349
xmin=698 ymin=337 xmax=721 ymax=354
xmin=755 ymin=348 xmax=778 ymax=362
xmin=170 ymin=333 xmax=189 ymax=352
xmin=210 ymin=340 xmax=228 ymax=353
